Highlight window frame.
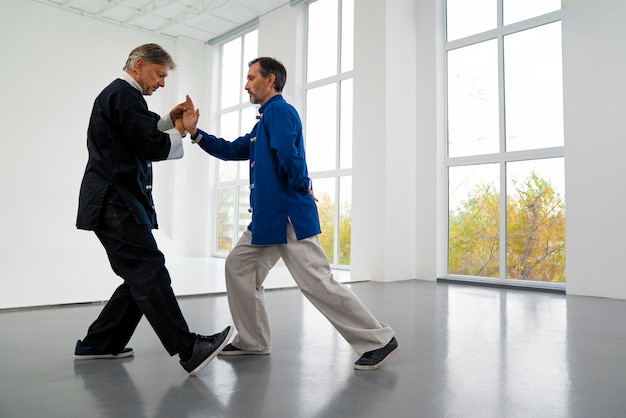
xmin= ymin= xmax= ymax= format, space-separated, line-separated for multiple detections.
xmin=305 ymin=0 xmax=353 ymax=269
xmin=443 ymin=5 xmax=565 ymax=290
xmin=213 ymin=27 xmax=259 ymax=257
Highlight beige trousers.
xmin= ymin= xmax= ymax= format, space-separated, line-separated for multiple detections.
xmin=224 ymin=221 xmax=395 ymax=355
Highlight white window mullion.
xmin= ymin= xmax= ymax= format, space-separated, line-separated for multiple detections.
xmin=499 ymin=158 xmax=507 ymax=282
xmin=497 ymin=0 xmax=507 ymax=279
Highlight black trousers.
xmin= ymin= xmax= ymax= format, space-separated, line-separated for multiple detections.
xmin=81 ymin=190 xmax=196 ymax=356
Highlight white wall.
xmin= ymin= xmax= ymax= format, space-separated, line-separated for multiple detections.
xmin=1 ymin=0 xmax=625 ymax=309
xmin=352 ymin=0 xmax=426 ymax=283
xmin=351 ymin=0 xmax=387 ymax=282
xmin=562 ymin=0 xmax=626 ymax=299
xmin=0 ymin=1 xmax=204 ymax=309
xmin=352 ymin=0 xmax=440 ymax=283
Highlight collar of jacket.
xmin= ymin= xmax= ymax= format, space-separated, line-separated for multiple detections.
xmin=120 ymin=71 xmax=143 ymax=93
xmin=258 ymin=94 xmax=284 ymax=115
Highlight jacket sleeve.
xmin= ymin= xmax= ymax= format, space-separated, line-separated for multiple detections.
xmin=264 ymin=107 xmax=311 ymax=193
xmin=194 ymin=126 xmax=254 ymax=161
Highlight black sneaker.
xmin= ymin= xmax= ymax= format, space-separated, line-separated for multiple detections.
xmin=354 ymin=337 xmax=399 ymax=370
xmin=74 ymin=340 xmax=135 ymax=360
xmin=219 ymin=343 xmax=270 ymax=356
xmin=180 ymin=326 xmax=233 ymax=376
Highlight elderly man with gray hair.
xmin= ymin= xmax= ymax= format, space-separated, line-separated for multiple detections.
xmin=75 ymin=43 xmax=232 ymax=376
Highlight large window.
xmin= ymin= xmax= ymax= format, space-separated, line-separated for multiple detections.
xmin=215 ymin=29 xmax=258 ymax=254
xmin=306 ymin=0 xmax=354 ymax=267
xmin=445 ymin=1 xmax=565 ymax=285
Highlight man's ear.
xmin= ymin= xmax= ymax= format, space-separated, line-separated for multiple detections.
xmin=267 ymin=72 xmax=276 ymax=88
xmin=135 ymin=58 xmax=145 ymax=73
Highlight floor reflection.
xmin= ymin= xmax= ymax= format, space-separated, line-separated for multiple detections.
xmin=442 ymin=286 xmax=569 ymax=417
xmin=3 ymin=280 xmax=626 ymax=417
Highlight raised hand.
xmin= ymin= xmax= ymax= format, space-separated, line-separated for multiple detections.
xmin=170 ymin=100 xmax=187 ymax=122
xmin=183 ymin=94 xmax=194 ymax=112
xmin=174 ymin=117 xmax=187 ymax=136
xmin=170 ymin=95 xmax=195 ymax=122
xmin=182 ymin=95 xmax=200 ymax=135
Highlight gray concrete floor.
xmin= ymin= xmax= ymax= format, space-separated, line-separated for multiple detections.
xmin=1 ymin=280 xmax=626 ymax=418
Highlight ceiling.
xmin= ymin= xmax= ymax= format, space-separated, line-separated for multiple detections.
xmin=33 ymin=0 xmax=291 ymax=43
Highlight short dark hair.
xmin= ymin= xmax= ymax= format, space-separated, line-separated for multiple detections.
xmin=123 ymin=43 xmax=176 ymax=72
xmin=249 ymin=57 xmax=287 ymax=93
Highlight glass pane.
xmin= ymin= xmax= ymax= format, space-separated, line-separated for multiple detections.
xmin=340 ymin=79 xmax=353 ymax=169
xmin=220 ymin=111 xmax=240 ymax=139
xmin=241 ymin=30 xmax=258 ymax=103
xmin=314 ymin=177 xmax=336 ymax=263
xmin=216 ymin=189 xmax=235 ymax=252
xmin=221 ymin=37 xmax=242 ymax=109
xmin=307 ymin=0 xmax=338 ymax=82
xmin=341 ymin=0 xmax=354 ymax=73
xmin=449 ymin=164 xmax=500 ymax=277
xmin=447 ymin=40 xmax=499 ymax=157
xmin=504 ymin=23 xmax=563 ymax=152
xmin=306 ymin=84 xmax=337 ymax=172
xmin=238 ymin=185 xmax=251 ymax=238
xmin=241 ymin=106 xmax=258 ymax=134
xmin=338 ymin=176 xmax=352 ymax=265
xmin=504 ymin=0 xmax=560 ymax=25
xmin=218 ymin=112 xmax=239 ymax=181
xmin=506 ymin=158 xmax=565 ymax=282
xmin=447 ymin=0 xmax=496 ymax=41
xmin=218 ymin=161 xmax=236 ymax=181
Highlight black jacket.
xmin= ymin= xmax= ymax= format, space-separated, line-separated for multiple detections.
xmin=76 ymin=78 xmax=172 ymax=230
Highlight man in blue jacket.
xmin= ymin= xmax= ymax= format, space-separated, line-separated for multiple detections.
xmin=75 ymin=43 xmax=232 ymax=376
xmin=188 ymin=57 xmax=398 ymax=370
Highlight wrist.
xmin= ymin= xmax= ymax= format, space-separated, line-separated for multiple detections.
xmin=190 ymin=129 xmax=203 ymax=143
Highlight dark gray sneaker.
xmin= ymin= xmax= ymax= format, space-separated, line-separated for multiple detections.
xmin=354 ymin=337 xmax=399 ymax=370
xmin=180 ymin=326 xmax=233 ymax=376
xmin=219 ymin=343 xmax=270 ymax=356
xmin=74 ymin=340 xmax=134 ymax=360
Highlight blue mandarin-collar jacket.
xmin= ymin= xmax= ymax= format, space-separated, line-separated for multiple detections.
xmin=195 ymin=94 xmax=321 ymax=245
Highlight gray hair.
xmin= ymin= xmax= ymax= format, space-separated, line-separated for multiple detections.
xmin=123 ymin=43 xmax=176 ymax=72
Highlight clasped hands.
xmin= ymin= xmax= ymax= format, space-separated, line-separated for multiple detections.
xmin=171 ymin=95 xmax=200 ymax=137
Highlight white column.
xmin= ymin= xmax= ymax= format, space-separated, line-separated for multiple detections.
xmin=352 ymin=0 xmax=436 ymax=282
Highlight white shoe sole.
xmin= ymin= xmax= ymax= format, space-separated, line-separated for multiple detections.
xmin=353 ymin=346 xmax=399 ymax=371
xmin=74 ymin=350 xmax=135 ymax=360
xmin=219 ymin=348 xmax=270 ymax=356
